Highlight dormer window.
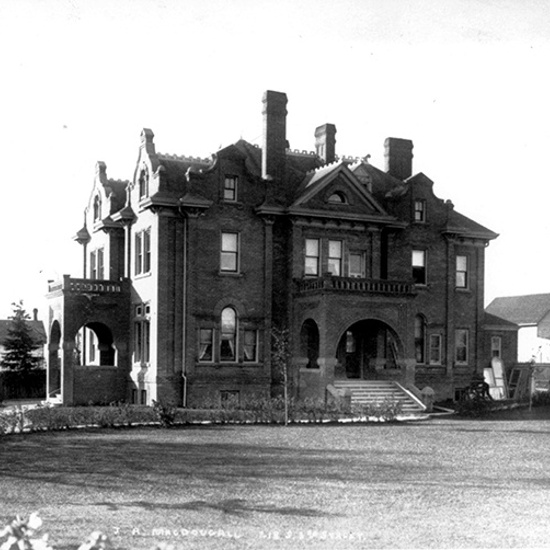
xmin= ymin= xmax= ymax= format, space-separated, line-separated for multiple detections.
xmin=93 ymin=195 xmax=102 ymax=222
xmin=139 ymin=167 xmax=149 ymax=199
xmin=328 ymin=191 xmax=347 ymax=204
xmin=414 ymin=199 xmax=426 ymax=222
xmin=223 ymin=175 xmax=238 ymax=202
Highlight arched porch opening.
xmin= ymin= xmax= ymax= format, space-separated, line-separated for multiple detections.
xmin=335 ymin=319 xmax=403 ymax=379
xmin=300 ymin=319 xmax=320 ymax=369
xmin=76 ymin=322 xmax=117 ymax=366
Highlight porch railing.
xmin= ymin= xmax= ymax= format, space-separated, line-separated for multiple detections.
xmin=295 ymin=275 xmax=415 ymax=296
xmin=48 ymin=275 xmax=130 ymax=295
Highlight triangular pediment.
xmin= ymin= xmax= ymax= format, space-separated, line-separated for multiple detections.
xmin=292 ymin=161 xmax=389 ymax=218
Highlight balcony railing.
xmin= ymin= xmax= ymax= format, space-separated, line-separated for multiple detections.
xmin=48 ymin=275 xmax=130 ymax=295
xmin=295 ymin=274 xmax=416 ymax=296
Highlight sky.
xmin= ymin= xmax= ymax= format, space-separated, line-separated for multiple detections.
xmin=0 ymin=0 xmax=549 ymax=321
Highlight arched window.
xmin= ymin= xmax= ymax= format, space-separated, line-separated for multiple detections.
xmin=328 ymin=191 xmax=347 ymax=204
xmin=93 ymin=194 xmax=102 ymax=221
xmin=220 ymin=307 xmax=237 ymax=362
xmin=415 ymin=315 xmax=426 ymax=364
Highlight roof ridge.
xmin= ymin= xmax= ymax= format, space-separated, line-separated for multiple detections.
xmin=158 ymin=152 xmax=211 ymax=164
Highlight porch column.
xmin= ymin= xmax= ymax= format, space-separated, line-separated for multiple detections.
xmin=61 ymin=340 xmax=76 ymax=406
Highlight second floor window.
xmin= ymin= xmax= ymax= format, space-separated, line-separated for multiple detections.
xmin=327 ymin=240 xmax=342 ymax=276
xmin=220 ymin=232 xmax=239 ymax=272
xmin=412 ymin=250 xmax=427 ymax=285
xmin=223 ymin=176 xmax=238 ymax=201
xmin=349 ymin=252 xmax=365 ymax=278
xmin=305 ymin=238 xmax=320 ymax=276
xmin=90 ymin=248 xmax=104 ymax=280
xmin=135 ymin=228 xmax=151 ymax=275
xmin=456 ymin=255 xmax=468 ymax=288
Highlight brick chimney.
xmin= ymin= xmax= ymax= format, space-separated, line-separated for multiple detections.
xmin=262 ymin=90 xmax=288 ymax=181
xmin=315 ymin=124 xmax=337 ymax=164
xmin=384 ymin=137 xmax=414 ymax=180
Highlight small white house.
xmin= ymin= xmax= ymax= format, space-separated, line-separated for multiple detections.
xmin=486 ymin=294 xmax=550 ymax=363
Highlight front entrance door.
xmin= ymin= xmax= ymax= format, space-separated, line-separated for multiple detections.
xmin=336 ymin=320 xmax=401 ymax=380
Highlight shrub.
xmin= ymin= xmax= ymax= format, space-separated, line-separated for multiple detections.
xmin=152 ymin=400 xmax=177 ymax=428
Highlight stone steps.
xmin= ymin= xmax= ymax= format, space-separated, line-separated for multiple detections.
xmin=332 ymin=380 xmax=426 ymax=414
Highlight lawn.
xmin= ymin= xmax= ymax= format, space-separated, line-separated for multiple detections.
xmin=1 ymin=412 xmax=550 ymax=549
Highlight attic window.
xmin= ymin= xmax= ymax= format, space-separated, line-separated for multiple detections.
xmin=414 ymin=199 xmax=426 ymax=222
xmin=93 ymin=195 xmax=102 ymax=222
xmin=328 ymin=192 xmax=347 ymax=204
xmin=139 ymin=167 xmax=149 ymax=199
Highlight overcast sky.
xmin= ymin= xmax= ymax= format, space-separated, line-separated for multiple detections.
xmin=0 ymin=0 xmax=549 ymax=320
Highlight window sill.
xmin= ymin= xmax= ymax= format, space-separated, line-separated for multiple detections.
xmin=218 ymin=271 xmax=243 ymax=277
xmin=197 ymin=362 xmax=261 ymax=367
xmin=134 ymin=272 xmax=152 ymax=281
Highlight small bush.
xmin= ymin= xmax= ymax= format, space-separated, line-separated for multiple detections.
xmin=455 ymin=396 xmax=495 ymax=417
xmin=152 ymin=400 xmax=177 ymax=428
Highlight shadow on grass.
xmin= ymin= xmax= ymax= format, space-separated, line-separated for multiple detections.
xmin=94 ymin=498 xmax=333 ymax=517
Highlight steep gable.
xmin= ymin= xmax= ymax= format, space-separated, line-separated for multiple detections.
xmin=292 ymin=161 xmax=389 ymax=218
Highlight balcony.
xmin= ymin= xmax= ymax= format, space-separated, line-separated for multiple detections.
xmin=48 ymin=275 xmax=130 ymax=296
xmin=295 ymin=274 xmax=416 ymax=297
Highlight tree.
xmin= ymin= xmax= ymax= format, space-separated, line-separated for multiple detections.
xmin=272 ymin=327 xmax=292 ymax=425
xmin=0 ymin=301 xmax=43 ymax=373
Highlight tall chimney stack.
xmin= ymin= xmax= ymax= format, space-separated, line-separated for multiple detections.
xmin=262 ymin=90 xmax=288 ymax=181
xmin=384 ymin=137 xmax=414 ymax=180
xmin=315 ymin=124 xmax=337 ymax=164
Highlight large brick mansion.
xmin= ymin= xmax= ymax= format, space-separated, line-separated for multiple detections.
xmin=46 ymin=91 xmax=515 ymax=406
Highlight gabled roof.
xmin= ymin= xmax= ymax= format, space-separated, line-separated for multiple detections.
xmin=486 ymin=294 xmax=550 ymax=326
xmin=483 ymin=311 xmax=519 ymax=330
xmin=293 ymin=160 xmax=388 ymax=215
xmin=445 ymin=209 xmax=498 ymax=241
xmin=0 ymin=320 xmax=47 ymax=346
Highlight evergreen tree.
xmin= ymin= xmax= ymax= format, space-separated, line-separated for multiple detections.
xmin=0 ymin=301 xmax=42 ymax=373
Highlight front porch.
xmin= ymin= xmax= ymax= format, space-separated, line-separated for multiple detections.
xmin=46 ymin=275 xmax=132 ymax=405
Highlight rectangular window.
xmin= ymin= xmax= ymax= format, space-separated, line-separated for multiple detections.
xmin=348 ymin=252 xmax=365 ymax=278
xmin=135 ymin=229 xmax=152 ymax=275
xmin=223 ymin=175 xmax=238 ymax=201
xmin=140 ymin=389 xmax=147 ymax=405
xmin=305 ymin=238 xmax=320 ymax=276
xmin=455 ymin=329 xmax=469 ymax=364
xmin=134 ymin=304 xmax=150 ymax=364
xmin=491 ymin=336 xmax=502 ymax=358
xmin=429 ymin=334 xmax=442 ymax=365
xmin=97 ymin=248 xmax=104 ymax=280
xmin=327 ymin=240 xmax=342 ymax=276
xmin=412 ymin=250 xmax=427 ymax=285
xmin=243 ymin=330 xmax=258 ymax=362
xmin=220 ymin=232 xmax=239 ymax=272
xmin=456 ymin=255 xmax=468 ymax=288
xmin=414 ymin=200 xmax=426 ymax=222
xmin=90 ymin=250 xmax=97 ymax=280
xmin=198 ymin=329 xmax=214 ymax=362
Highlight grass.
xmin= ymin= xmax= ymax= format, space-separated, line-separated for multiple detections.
xmin=1 ymin=409 xmax=550 ymax=549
